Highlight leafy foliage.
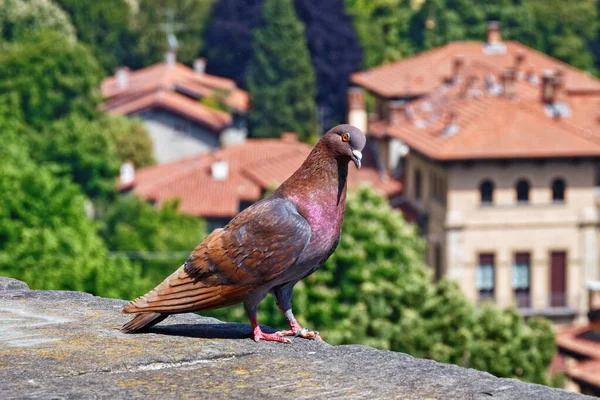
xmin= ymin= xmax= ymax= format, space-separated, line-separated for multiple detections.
xmin=208 ymin=187 xmax=556 ymax=385
xmin=347 ymin=0 xmax=598 ymax=73
xmin=55 ymin=0 xmax=137 ymax=72
xmin=346 ymin=0 xmax=417 ymax=68
xmin=0 ymin=0 xmax=76 ymax=42
xmin=0 ymin=118 xmax=150 ymax=299
xmin=246 ymin=0 xmax=317 ymax=140
xmin=99 ymin=195 xmax=207 ymax=286
xmin=27 ymin=115 xmax=121 ymax=200
xmin=0 ymin=31 xmax=102 ymax=129
xmin=525 ymin=0 xmax=598 ymax=71
xmin=100 ymin=115 xmax=156 ymax=168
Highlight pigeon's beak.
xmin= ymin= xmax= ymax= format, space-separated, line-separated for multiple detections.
xmin=351 ymin=150 xmax=362 ymax=169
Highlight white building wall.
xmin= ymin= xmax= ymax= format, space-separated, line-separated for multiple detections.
xmin=138 ymin=110 xmax=220 ymax=163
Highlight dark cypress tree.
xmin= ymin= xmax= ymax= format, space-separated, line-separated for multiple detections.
xmin=246 ymin=0 xmax=317 ymax=140
xmin=294 ymin=0 xmax=362 ymax=129
xmin=200 ymin=0 xmax=264 ymax=87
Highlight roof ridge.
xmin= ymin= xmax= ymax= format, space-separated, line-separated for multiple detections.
xmin=507 ymin=41 xmax=600 ymax=85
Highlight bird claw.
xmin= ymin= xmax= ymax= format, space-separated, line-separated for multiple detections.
xmin=276 ymin=327 xmax=322 ymax=341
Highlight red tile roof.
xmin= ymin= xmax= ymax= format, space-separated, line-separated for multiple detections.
xmin=556 ymin=325 xmax=600 ymax=389
xmin=356 ymin=42 xmax=600 ymax=161
xmin=101 ymin=61 xmax=249 ymax=132
xmin=351 ymin=41 xmax=600 ymax=98
xmin=120 ymin=135 xmax=401 ymax=218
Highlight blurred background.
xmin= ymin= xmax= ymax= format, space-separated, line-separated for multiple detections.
xmin=2 ymin=0 xmax=600 ymax=395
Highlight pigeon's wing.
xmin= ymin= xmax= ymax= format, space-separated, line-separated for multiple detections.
xmin=122 ymin=198 xmax=311 ymax=314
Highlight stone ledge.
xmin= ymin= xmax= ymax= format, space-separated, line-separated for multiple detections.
xmin=0 ymin=277 xmax=590 ymax=399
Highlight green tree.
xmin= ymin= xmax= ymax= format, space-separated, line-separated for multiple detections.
xmin=99 ymin=195 xmax=207 ymax=285
xmin=246 ymin=0 xmax=317 ymax=140
xmin=128 ymin=0 xmax=215 ymax=68
xmin=0 ymin=0 xmax=76 ymax=42
xmin=347 ymin=0 xmax=597 ymax=72
xmin=405 ymin=0 xmax=537 ymax=55
xmin=55 ymin=0 xmax=137 ymax=72
xmin=207 ymin=187 xmax=556 ymax=385
xmin=100 ymin=115 xmax=156 ymax=168
xmin=0 ymin=31 xmax=103 ymax=129
xmin=346 ymin=0 xmax=416 ymax=68
xmin=27 ymin=115 xmax=121 ymax=200
xmin=0 ymin=118 xmax=150 ymax=299
xmin=525 ymin=0 xmax=597 ymax=71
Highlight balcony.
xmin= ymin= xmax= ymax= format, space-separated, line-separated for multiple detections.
xmin=518 ymin=293 xmax=575 ymax=321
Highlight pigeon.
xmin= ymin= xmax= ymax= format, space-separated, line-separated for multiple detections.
xmin=121 ymin=124 xmax=366 ymax=343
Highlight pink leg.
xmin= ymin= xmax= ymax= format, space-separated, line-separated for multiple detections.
xmin=276 ymin=311 xmax=322 ymax=341
xmin=250 ymin=317 xmax=291 ymax=344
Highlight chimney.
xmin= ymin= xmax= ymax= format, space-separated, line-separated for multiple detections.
xmin=587 ymin=282 xmax=600 ymax=333
xmin=486 ymin=21 xmax=501 ymax=44
xmin=347 ymin=87 xmax=365 ymax=111
xmin=502 ymin=69 xmax=517 ymax=99
xmin=588 ymin=282 xmax=600 ymax=310
xmin=514 ymin=51 xmax=526 ymax=78
xmin=441 ymin=111 xmax=459 ymax=136
xmin=193 ymin=58 xmax=206 ymax=75
xmin=553 ymin=68 xmax=566 ymax=102
xmin=347 ymin=86 xmax=367 ymax=132
xmin=461 ymin=75 xmax=478 ymax=98
xmin=541 ymin=70 xmax=556 ymax=103
xmin=211 ymin=160 xmax=229 ymax=180
xmin=116 ymin=67 xmax=130 ymax=89
xmin=388 ymin=100 xmax=406 ymax=125
xmin=452 ymin=55 xmax=464 ymax=81
xmin=165 ymin=49 xmax=177 ymax=65
xmin=120 ymin=161 xmax=135 ymax=186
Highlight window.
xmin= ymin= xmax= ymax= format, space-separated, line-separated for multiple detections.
xmin=552 ymin=178 xmax=566 ymax=202
xmin=429 ymin=172 xmax=436 ymax=201
xmin=429 ymin=173 xmax=447 ymax=204
xmin=480 ymin=180 xmax=494 ymax=205
xmin=414 ymin=168 xmax=422 ymax=200
xmin=477 ymin=253 xmax=495 ymax=302
xmin=550 ymin=251 xmax=567 ymax=307
xmin=513 ymin=253 xmax=531 ymax=308
xmin=516 ymin=179 xmax=530 ymax=203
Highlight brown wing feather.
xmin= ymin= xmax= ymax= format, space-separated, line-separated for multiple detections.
xmin=122 ymin=198 xmax=311 ymax=315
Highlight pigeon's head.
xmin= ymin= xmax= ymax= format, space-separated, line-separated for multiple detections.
xmin=321 ymin=124 xmax=366 ymax=169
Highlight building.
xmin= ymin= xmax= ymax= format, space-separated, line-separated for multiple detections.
xmin=102 ymin=51 xmax=249 ymax=164
xmin=119 ymin=133 xmax=402 ymax=230
xmin=348 ymin=22 xmax=600 ymax=322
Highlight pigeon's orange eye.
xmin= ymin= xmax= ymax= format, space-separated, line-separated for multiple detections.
xmin=341 ymin=133 xmax=350 ymax=142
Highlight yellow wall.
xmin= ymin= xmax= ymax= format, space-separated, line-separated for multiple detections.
xmin=405 ymin=153 xmax=599 ymax=319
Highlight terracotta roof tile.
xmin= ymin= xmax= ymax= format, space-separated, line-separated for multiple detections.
xmin=121 ymin=136 xmax=402 ymax=218
xmin=557 ymin=325 xmax=600 ymax=389
xmin=101 ymin=60 xmax=249 ymax=132
xmin=364 ymin=57 xmax=600 ymax=160
xmin=557 ymin=325 xmax=600 ymax=359
xmin=352 ymin=41 xmax=600 ymax=98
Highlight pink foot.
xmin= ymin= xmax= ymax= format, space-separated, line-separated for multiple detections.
xmin=253 ymin=325 xmax=291 ymax=343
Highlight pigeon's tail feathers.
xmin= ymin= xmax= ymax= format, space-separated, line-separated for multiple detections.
xmin=121 ymin=312 xmax=168 ymax=333
xmin=122 ymin=264 xmax=245 ymax=315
